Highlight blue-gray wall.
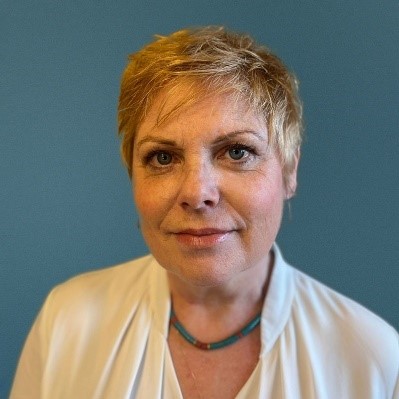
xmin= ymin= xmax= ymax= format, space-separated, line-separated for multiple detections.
xmin=2 ymin=1 xmax=398 ymax=396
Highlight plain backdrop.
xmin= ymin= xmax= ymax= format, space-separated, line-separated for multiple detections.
xmin=1 ymin=1 xmax=398 ymax=396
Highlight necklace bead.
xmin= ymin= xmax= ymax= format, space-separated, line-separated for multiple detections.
xmin=170 ymin=307 xmax=261 ymax=350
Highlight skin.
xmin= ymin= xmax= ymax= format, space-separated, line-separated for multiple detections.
xmin=133 ymin=87 xmax=297 ymax=297
xmin=132 ymin=86 xmax=298 ymax=397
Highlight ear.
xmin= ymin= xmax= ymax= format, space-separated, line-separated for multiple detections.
xmin=285 ymin=148 xmax=300 ymax=200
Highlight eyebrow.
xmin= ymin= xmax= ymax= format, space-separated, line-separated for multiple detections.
xmin=136 ymin=129 xmax=266 ymax=150
xmin=136 ymin=136 xmax=177 ymax=150
xmin=213 ymin=130 xmax=266 ymax=144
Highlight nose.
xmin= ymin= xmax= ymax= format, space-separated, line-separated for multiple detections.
xmin=177 ymin=161 xmax=220 ymax=210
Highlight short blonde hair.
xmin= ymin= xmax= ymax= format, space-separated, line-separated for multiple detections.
xmin=118 ymin=26 xmax=303 ymax=186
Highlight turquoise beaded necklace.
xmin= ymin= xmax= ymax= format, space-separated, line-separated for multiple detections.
xmin=170 ymin=307 xmax=262 ymax=350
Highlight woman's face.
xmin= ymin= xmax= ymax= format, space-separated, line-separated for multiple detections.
xmin=132 ymin=87 xmax=297 ymax=287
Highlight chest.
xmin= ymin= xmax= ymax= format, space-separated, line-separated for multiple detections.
xmin=167 ymin=326 xmax=261 ymax=399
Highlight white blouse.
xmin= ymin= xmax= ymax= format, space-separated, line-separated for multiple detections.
xmin=11 ymin=245 xmax=399 ymax=398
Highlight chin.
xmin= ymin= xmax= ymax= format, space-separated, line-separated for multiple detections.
xmin=182 ymin=271 xmax=235 ymax=287
xmin=164 ymin=257 xmax=249 ymax=288
xmin=170 ymin=271 xmax=236 ymax=289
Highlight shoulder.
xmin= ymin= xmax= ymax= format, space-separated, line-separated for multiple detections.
xmin=54 ymin=254 xmax=153 ymax=290
xmin=41 ymin=254 xmax=157 ymax=327
xmin=290 ymin=265 xmax=398 ymax=386
xmin=52 ymin=254 xmax=153 ymax=296
xmin=291 ymin=265 xmax=397 ymax=338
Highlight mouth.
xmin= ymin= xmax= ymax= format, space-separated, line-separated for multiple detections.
xmin=173 ymin=228 xmax=234 ymax=248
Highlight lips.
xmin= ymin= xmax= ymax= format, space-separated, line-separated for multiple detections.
xmin=177 ymin=228 xmax=230 ymax=235
xmin=173 ymin=228 xmax=233 ymax=248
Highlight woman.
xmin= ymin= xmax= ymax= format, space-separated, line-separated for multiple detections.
xmin=11 ymin=26 xmax=398 ymax=398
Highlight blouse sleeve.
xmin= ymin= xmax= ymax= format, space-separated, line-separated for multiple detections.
xmin=10 ymin=291 xmax=54 ymax=399
xmin=393 ymin=366 xmax=399 ymax=399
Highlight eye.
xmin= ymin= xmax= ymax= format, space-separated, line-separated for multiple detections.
xmin=142 ymin=149 xmax=175 ymax=169
xmin=155 ymin=152 xmax=172 ymax=165
xmin=228 ymin=147 xmax=247 ymax=160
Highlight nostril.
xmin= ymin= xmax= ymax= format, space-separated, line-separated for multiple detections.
xmin=179 ymin=189 xmax=220 ymax=210
xmin=178 ymin=168 xmax=220 ymax=209
xmin=181 ymin=198 xmax=216 ymax=209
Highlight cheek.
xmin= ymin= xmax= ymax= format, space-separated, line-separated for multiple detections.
xmin=245 ymin=187 xmax=285 ymax=253
xmin=235 ymin=175 xmax=286 ymax=236
xmin=234 ymin=170 xmax=285 ymax=210
xmin=247 ymin=189 xmax=284 ymax=224
xmin=133 ymin=177 xmax=153 ymax=221
xmin=133 ymin=178 xmax=174 ymax=225
xmin=134 ymin=187 xmax=156 ymax=223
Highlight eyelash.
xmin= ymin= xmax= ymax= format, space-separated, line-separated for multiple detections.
xmin=142 ymin=142 xmax=257 ymax=168
xmin=224 ymin=142 xmax=257 ymax=160
xmin=143 ymin=149 xmax=175 ymax=166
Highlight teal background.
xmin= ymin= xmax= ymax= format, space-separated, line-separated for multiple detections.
xmin=2 ymin=1 xmax=398 ymax=396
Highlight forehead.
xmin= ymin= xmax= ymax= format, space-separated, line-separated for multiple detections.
xmin=136 ymin=85 xmax=267 ymax=141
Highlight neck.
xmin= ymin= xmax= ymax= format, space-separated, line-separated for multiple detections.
xmin=167 ymin=251 xmax=274 ymax=341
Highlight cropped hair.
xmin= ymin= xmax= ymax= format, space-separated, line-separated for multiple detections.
xmin=118 ymin=26 xmax=303 ymax=187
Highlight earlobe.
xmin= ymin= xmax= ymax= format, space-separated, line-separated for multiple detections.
xmin=285 ymin=148 xmax=300 ymax=199
xmin=285 ymin=182 xmax=297 ymax=200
